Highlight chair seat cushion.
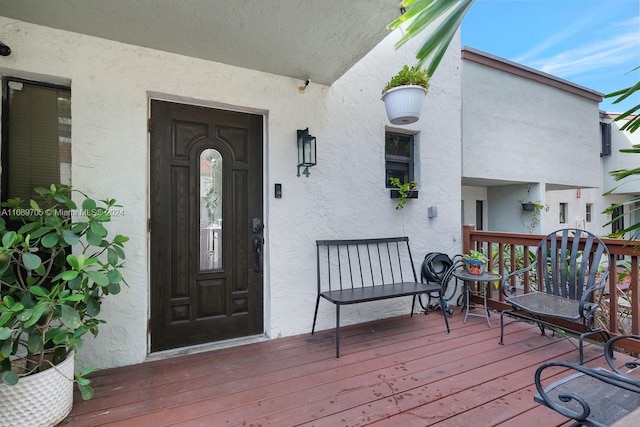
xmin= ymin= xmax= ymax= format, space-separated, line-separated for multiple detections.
xmin=505 ymin=292 xmax=597 ymax=321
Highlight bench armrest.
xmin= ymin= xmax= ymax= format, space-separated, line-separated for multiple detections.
xmin=500 ymin=261 xmax=538 ymax=297
xmin=578 ymin=270 xmax=608 ymax=320
xmin=604 ymin=334 xmax=640 ymax=375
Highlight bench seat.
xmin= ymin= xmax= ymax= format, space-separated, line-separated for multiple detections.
xmin=321 ymin=281 xmax=440 ymax=305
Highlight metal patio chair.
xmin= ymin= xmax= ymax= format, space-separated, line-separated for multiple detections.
xmin=500 ymin=228 xmax=610 ymax=364
xmin=534 ymin=334 xmax=640 ymax=426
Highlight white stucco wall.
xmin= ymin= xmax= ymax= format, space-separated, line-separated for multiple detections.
xmin=461 ymin=185 xmax=486 ymax=228
xmin=462 ymin=60 xmax=602 ymax=188
xmin=0 ymin=16 xmax=462 ymax=371
xmin=544 ymin=188 xmax=628 ymax=236
xmin=486 ymin=184 xmax=546 ymax=233
xmin=602 ymin=116 xmax=640 ymax=194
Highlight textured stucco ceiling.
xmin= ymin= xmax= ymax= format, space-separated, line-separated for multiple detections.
xmin=0 ymin=0 xmax=402 ymax=85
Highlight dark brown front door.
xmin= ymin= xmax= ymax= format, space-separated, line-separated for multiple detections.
xmin=150 ymin=100 xmax=263 ymax=352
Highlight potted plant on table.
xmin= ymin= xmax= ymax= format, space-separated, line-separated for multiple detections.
xmin=381 ymin=65 xmax=430 ymax=125
xmin=0 ymin=184 xmax=128 ymax=426
xmin=462 ymin=249 xmax=488 ymax=275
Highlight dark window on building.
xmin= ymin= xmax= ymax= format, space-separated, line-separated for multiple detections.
xmin=586 ymin=203 xmax=593 ymax=223
xmin=385 ymin=132 xmax=414 ymax=187
xmin=611 ymin=204 xmax=624 ymax=236
xmin=476 ymin=200 xmax=483 ymax=230
xmin=1 ymin=78 xmax=71 ymax=203
xmin=559 ymin=202 xmax=567 ymax=224
xmin=601 ymin=122 xmax=611 ymax=157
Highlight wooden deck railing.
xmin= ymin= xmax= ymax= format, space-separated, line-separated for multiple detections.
xmin=462 ymin=225 xmax=640 ymax=351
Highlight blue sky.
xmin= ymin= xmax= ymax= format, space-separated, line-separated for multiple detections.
xmin=460 ymin=0 xmax=640 ymax=113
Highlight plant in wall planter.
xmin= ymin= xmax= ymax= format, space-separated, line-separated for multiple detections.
xmin=0 ymin=185 xmax=128 ymax=426
xmin=389 ymin=177 xmax=418 ymax=210
xmin=381 ymin=65 xmax=430 ymax=125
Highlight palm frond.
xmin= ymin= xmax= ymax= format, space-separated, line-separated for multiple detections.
xmin=388 ymin=0 xmax=476 ymax=75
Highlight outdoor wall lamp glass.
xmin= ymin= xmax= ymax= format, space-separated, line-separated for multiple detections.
xmin=297 ymin=128 xmax=316 ymax=177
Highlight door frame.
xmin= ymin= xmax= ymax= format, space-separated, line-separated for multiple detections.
xmin=146 ymin=93 xmax=269 ymax=354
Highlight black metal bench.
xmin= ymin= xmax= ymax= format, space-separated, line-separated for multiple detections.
xmin=534 ymin=334 xmax=640 ymax=425
xmin=311 ymin=237 xmax=450 ymax=358
xmin=500 ymin=228 xmax=610 ymax=364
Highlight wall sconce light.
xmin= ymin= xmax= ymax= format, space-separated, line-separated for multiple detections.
xmin=297 ymin=128 xmax=316 ymax=177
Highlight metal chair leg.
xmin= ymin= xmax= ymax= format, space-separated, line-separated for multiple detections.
xmin=440 ymin=293 xmax=450 ymax=333
xmin=411 ymin=295 xmax=416 ymax=317
xmin=335 ymin=304 xmax=340 ymax=359
xmin=499 ymin=310 xmax=507 ymax=344
xmin=311 ymin=295 xmax=321 ymax=334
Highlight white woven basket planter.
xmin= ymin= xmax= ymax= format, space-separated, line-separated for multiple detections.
xmin=0 ymin=350 xmax=74 ymax=427
xmin=381 ymin=85 xmax=427 ymax=125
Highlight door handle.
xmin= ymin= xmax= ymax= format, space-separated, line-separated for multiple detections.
xmin=252 ymin=237 xmax=262 ymax=273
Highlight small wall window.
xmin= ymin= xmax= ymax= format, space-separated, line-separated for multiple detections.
xmin=559 ymin=203 xmax=567 ymax=224
xmin=1 ymin=78 xmax=71 ymax=202
xmin=385 ymin=132 xmax=414 ymax=187
xmin=600 ymin=122 xmax=611 ymax=157
xmin=586 ymin=203 xmax=593 ymax=223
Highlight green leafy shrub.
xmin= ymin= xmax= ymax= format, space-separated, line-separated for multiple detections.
xmin=0 ymin=184 xmax=128 ymax=400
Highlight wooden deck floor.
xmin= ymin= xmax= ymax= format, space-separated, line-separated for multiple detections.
xmin=60 ymin=308 xmax=636 ymax=426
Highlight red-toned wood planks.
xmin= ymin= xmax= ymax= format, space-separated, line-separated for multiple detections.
xmin=60 ymin=309 xmax=631 ymax=426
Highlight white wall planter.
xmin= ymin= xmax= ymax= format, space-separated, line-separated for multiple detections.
xmin=0 ymin=350 xmax=75 ymax=427
xmin=381 ymin=85 xmax=428 ymax=125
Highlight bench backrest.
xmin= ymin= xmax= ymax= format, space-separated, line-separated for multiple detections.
xmin=316 ymin=237 xmax=418 ymax=293
xmin=535 ymin=228 xmax=610 ymax=300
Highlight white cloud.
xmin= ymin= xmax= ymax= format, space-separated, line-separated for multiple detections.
xmin=514 ymin=13 xmax=595 ymax=63
xmin=531 ymin=33 xmax=639 ymax=77
xmin=517 ymin=15 xmax=640 ymax=79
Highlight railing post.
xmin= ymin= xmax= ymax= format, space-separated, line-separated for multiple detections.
xmin=462 ymin=224 xmax=475 ymax=255
xmin=632 ymin=256 xmax=639 ymax=335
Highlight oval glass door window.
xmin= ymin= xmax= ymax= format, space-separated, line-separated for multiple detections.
xmin=200 ymin=148 xmax=222 ymax=271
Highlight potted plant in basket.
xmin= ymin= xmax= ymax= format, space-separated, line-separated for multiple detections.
xmin=0 ymin=184 xmax=128 ymax=426
xmin=517 ymin=198 xmax=547 ymax=233
xmin=462 ymin=249 xmax=488 ymax=275
xmin=381 ymin=65 xmax=430 ymax=125
xmin=518 ymin=198 xmax=545 ymax=213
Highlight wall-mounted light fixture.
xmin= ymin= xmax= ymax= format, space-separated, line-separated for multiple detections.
xmin=297 ymin=128 xmax=316 ymax=177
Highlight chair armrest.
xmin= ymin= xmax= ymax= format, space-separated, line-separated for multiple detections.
xmin=500 ymin=261 xmax=537 ymax=297
xmin=535 ymin=361 xmax=640 ymax=422
xmin=578 ymin=270 xmax=609 ymax=319
xmin=604 ymin=334 xmax=640 ymax=375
